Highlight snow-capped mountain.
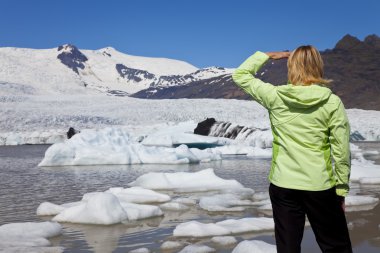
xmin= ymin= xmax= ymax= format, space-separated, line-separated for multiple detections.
xmin=0 ymin=44 xmax=233 ymax=96
xmin=1 ymin=44 xmax=230 ymax=95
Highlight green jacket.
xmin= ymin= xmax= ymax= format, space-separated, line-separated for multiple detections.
xmin=232 ymin=51 xmax=351 ymax=197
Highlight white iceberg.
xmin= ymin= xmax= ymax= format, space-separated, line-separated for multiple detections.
xmin=159 ymin=202 xmax=190 ymax=211
xmin=345 ymin=195 xmax=379 ymax=212
xmin=350 ymin=159 xmax=380 ymax=182
xmin=129 ymin=168 xmax=244 ymax=192
xmin=52 ymin=192 xmax=128 ymax=225
xmin=128 ymin=248 xmax=150 ymax=253
xmin=211 ymin=236 xmax=238 ymax=245
xmin=106 ymin=187 xmax=171 ymax=204
xmin=199 ymin=193 xmax=254 ymax=212
xmin=173 ymin=217 xmax=274 ymax=237
xmin=160 ymin=241 xmax=185 ymax=250
xmin=178 ymin=244 xmax=216 ymax=253
xmin=359 ymin=177 xmax=380 ymax=185
xmin=38 ymin=191 xmax=163 ymax=225
xmin=38 ymin=127 xmax=221 ymax=166
xmin=0 ymin=221 xmax=62 ymax=250
xmin=232 ymin=240 xmax=277 ymax=253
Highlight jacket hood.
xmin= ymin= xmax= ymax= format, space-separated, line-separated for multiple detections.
xmin=277 ymin=84 xmax=332 ymax=108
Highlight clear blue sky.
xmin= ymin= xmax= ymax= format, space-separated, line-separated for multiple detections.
xmin=1 ymin=0 xmax=379 ymax=68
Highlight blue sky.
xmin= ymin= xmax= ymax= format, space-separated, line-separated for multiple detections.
xmin=1 ymin=0 xmax=379 ymax=68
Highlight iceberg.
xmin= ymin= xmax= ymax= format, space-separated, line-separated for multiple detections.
xmin=173 ymin=217 xmax=274 ymax=237
xmin=38 ymin=190 xmax=164 ymax=225
xmin=129 ymin=168 xmax=244 ymax=192
xmin=38 ymin=127 xmax=221 ymax=166
xmin=232 ymin=240 xmax=276 ymax=253
xmin=0 ymin=221 xmax=62 ymax=251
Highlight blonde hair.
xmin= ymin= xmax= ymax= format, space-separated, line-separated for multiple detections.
xmin=287 ymin=45 xmax=331 ymax=86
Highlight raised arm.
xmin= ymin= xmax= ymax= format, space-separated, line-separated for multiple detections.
xmin=329 ymin=100 xmax=351 ymax=197
xmin=232 ymin=51 xmax=290 ymax=109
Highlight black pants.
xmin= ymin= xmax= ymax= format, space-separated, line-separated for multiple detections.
xmin=269 ymin=183 xmax=352 ymax=253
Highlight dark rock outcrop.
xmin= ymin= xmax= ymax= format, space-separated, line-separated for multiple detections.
xmin=194 ymin=118 xmax=216 ymax=136
xmin=57 ymin=44 xmax=88 ymax=74
xmin=116 ymin=64 xmax=155 ymax=82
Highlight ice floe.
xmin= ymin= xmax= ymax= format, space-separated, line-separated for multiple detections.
xmin=105 ymin=186 xmax=171 ymax=203
xmin=159 ymin=202 xmax=190 ymax=211
xmin=0 ymin=221 xmax=62 ymax=251
xmin=52 ymin=192 xmax=129 ymax=225
xmin=173 ymin=217 xmax=274 ymax=237
xmin=199 ymin=193 xmax=254 ymax=212
xmin=350 ymin=159 xmax=380 ymax=182
xmin=345 ymin=195 xmax=379 ymax=212
xmin=231 ymin=240 xmax=276 ymax=253
xmin=38 ymin=128 xmax=221 ymax=166
xmin=129 ymin=168 xmax=244 ymax=192
xmin=128 ymin=248 xmax=150 ymax=253
xmin=211 ymin=236 xmax=238 ymax=245
xmin=178 ymin=244 xmax=216 ymax=253
xmin=38 ymin=190 xmax=164 ymax=225
xmin=160 ymin=240 xmax=185 ymax=250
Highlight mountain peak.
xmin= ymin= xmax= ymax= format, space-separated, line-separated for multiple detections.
xmin=57 ymin=44 xmax=88 ymax=74
xmin=364 ymin=34 xmax=380 ymax=48
xmin=334 ymin=34 xmax=362 ymax=50
xmin=98 ymin=46 xmax=117 ymax=57
xmin=57 ymin=44 xmax=79 ymax=53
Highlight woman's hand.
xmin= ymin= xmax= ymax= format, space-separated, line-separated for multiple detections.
xmin=266 ymin=51 xmax=291 ymax=60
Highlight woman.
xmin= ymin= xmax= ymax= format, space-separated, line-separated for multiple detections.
xmin=232 ymin=46 xmax=352 ymax=253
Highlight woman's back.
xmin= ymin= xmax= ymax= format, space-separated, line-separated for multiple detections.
xmin=232 ymin=50 xmax=351 ymax=196
xmin=232 ymin=46 xmax=352 ymax=253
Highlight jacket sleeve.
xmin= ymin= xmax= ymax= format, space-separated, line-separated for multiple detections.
xmin=329 ymin=100 xmax=351 ymax=197
xmin=232 ymin=51 xmax=276 ymax=109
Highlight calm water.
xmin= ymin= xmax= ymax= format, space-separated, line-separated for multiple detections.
xmin=0 ymin=143 xmax=380 ymax=253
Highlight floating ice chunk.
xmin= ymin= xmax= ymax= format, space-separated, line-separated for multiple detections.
xmin=211 ymin=236 xmax=237 ymax=245
xmin=178 ymin=244 xmax=216 ymax=253
xmin=252 ymin=199 xmax=271 ymax=207
xmin=173 ymin=217 xmax=274 ymax=237
xmin=37 ymin=202 xmax=66 ymax=216
xmin=359 ymin=177 xmax=380 ymax=185
xmin=173 ymin=197 xmax=198 ymax=205
xmin=350 ymin=159 xmax=380 ymax=182
xmin=38 ymin=191 xmax=163 ymax=224
xmin=199 ymin=194 xmax=253 ymax=212
xmin=257 ymin=203 xmax=273 ymax=216
xmin=106 ymin=187 xmax=171 ymax=204
xmin=39 ymin=128 xmax=221 ymax=166
xmin=232 ymin=240 xmax=276 ymax=253
xmin=0 ymin=221 xmax=62 ymax=250
xmin=189 ymin=147 xmax=222 ymax=162
xmin=345 ymin=195 xmax=379 ymax=212
xmin=174 ymin=221 xmax=231 ymax=237
xmin=119 ymin=202 xmax=163 ymax=220
xmin=160 ymin=241 xmax=185 ymax=250
xmin=129 ymin=169 xmax=244 ymax=192
xmin=253 ymin=192 xmax=270 ymax=201
xmin=160 ymin=202 xmax=190 ymax=211
xmin=128 ymin=247 xmax=150 ymax=253
xmin=52 ymin=192 xmax=128 ymax=225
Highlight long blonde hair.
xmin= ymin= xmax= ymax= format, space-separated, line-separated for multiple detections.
xmin=287 ymin=45 xmax=331 ymax=86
